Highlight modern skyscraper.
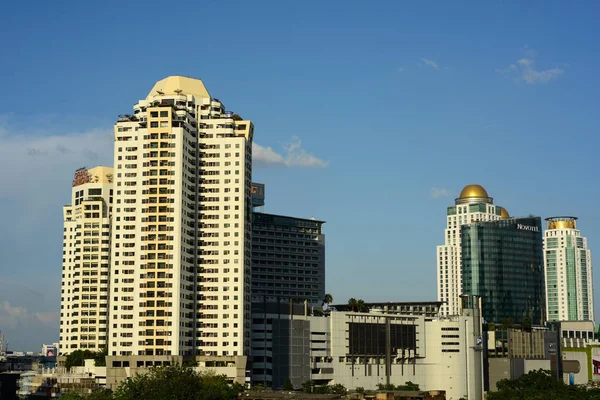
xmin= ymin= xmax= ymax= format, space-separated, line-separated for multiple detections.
xmin=110 ymin=76 xmax=253 ymax=359
xmin=60 ymin=166 xmax=114 ymax=354
xmin=461 ymin=216 xmax=546 ymax=325
xmin=544 ymin=217 xmax=594 ymax=322
xmin=251 ymin=212 xmax=326 ymax=306
xmin=249 ymin=183 xmax=326 ymax=307
xmin=437 ymin=185 xmax=506 ymax=316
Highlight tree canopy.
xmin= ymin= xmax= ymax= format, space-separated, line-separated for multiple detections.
xmin=488 ymin=369 xmax=600 ymax=400
xmin=61 ymin=365 xmax=242 ymax=400
xmin=114 ymin=364 xmax=242 ymax=400
xmin=64 ymin=348 xmax=106 ymax=370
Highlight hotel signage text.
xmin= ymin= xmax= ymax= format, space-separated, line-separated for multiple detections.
xmin=517 ymin=224 xmax=539 ymax=232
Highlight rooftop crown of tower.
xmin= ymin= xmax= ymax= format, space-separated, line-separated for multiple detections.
xmin=455 ymin=184 xmax=493 ymax=205
xmin=546 ymin=216 xmax=578 ymax=230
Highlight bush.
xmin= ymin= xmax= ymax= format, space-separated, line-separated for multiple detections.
xmin=282 ymin=379 xmax=294 ymax=390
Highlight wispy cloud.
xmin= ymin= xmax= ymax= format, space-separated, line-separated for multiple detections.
xmin=498 ymin=47 xmax=564 ymax=84
xmin=253 ymin=137 xmax=328 ymax=168
xmin=397 ymin=67 xmax=405 ymax=73
xmin=430 ymin=188 xmax=451 ymax=198
xmin=0 ymin=301 xmax=59 ymax=330
xmin=420 ymin=58 xmax=440 ymax=70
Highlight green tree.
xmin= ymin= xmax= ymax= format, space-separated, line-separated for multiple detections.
xmin=60 ymin=393 xmax=84 ymax=400
xmin=397 ymin=381 xmax=420 ymax=391
xmin=324 ymin=294 xmax=333 ymax=305
xmin=301 ymin=380 xmax=315 ymax=393
xmin=355 ymin=387 xmax=365 ymax=394
xmin=94 ymin=346 xmax=108 ymax=367
xmin=348 ymin=298 xmax=358 ymax=312
xmin=487 ymin=369 xmax=600 ymax=400
xmin=282 ymin=379 xmax=294 ymax=390
xmin=87 ymin=390 xmax=114 ymax=400
xmin=114 ymin=364 xmax=240 ymax=400
xmin=356 ymin=299 xmax=367 ymax=312
xmin=65 ymin=350 xmax=96 ymax=370
xmin=500 ymin=317 xmax=514 ymax=331
xmin=329 ymin=383 xmax=347 ymax=394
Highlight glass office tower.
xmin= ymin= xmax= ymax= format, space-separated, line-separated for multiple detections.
xmin=461 ymin=216 xmax=545 ymax=325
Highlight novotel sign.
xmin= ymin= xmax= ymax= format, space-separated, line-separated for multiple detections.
xmin=517 ymin=224 xmax=540 ymax=232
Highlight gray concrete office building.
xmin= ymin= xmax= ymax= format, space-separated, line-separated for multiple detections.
xmin=251 ymin=212 xmax=326 ymax=306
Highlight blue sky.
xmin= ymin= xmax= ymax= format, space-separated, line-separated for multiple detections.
xmin=0 ymin=1 xmax=599 ymax=351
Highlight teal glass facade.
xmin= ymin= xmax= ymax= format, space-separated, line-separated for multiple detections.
xmin=461 ymin=217 xmax=545 ymax=325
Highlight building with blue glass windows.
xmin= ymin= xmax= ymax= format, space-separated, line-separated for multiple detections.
xmin=461 ymin=216 xmax=545 ymax=325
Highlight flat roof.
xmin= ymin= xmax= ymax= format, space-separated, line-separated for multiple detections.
xmin=252 ymin=212 xmax=326 ymax=224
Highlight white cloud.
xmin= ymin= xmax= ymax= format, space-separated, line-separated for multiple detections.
xmin=0 ymin=125 xmax=113 ymax=198
xmin=253 ymin=137 xmax=328 ymax=168
xmin=420 ymin=58 xmax=440 ymax=70
xmin=498 ymin=48 xmax=564 ymax=84
xmin=252 ymin=143 xmax=285 ymax=165
xmin=0 ymin=301 xmax=58 ymax=329
xmin=430 ymin=188 xmax=451 ymax=198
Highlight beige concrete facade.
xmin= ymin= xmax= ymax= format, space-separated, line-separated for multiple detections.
xmin=60 ymin=166 xmax=114 ymax=353
xmin=109 ymin=76 xmax=253 ymax=360
xmin=105 ymin=354 xmax=247 ymax=391
xmin=436 ymin=185 xmax=504 ymax=316
xmin=544 ymin=217 xmax=594 ymax=322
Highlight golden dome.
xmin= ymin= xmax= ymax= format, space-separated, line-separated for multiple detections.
xmin=459 ymin=184 xmax=489 ymax=199
xmin=500 ymin=207 xmax=510 ymax=219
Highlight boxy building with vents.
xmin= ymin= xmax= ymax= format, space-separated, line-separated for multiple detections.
xmin=250 ymin=296 xmax=484 ymax=400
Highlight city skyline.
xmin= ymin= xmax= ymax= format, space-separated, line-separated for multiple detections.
xmin=1 ymin=1 xmax=600 ymax=350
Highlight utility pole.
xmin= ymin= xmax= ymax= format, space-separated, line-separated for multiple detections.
xmin=385 ymin=317 xmax=391 ymax=386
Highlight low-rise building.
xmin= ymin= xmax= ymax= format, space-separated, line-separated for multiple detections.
xmin=251 ymin=296 xmax=484 ymax=400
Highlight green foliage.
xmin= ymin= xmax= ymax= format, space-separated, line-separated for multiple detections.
xmin=376 ymin=381 xmax=420 ymax=391
xmin=348 ymin=298 xmax=358 ymax=311
xmin=87 ymin=390 xmax=114 ymax=400
xmin=355 ymin=386 xmax=365 ymax=394
xmin=324 ymin=294 xmax=333 ymax=304
xmin=113 ymin=364 xmax=241 ymax=400
xmin=300 ymin=380 xmax=346 ymax=394
xmin=356 ymin=299 xmax=367 ymax=312
xmin=60 ymin=393 xmax=85 ymax=400
xmin=488 ymin=369 xmax=600 ymax=400
xmin=64 ymin=348 xmax=107 ymax=370
xmin=95 ymin=346 xmax=108 ymax=366
xmin=65 ymin=350 xmax=95 ymax=370
xmin=348 ymin=298 xmax=368 ymax=312
xmin=500 ymin=317 xmax=514 ymax=330
xmin=282 ymin=379 xmax=294 ymax=390
xmin=329 ymin=383 xmax=347 ymax=394
xmin=397 ymin=381 xmax=419 ymax=391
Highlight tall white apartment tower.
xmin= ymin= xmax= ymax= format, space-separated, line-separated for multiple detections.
xmin=110 ymin=76 xmax=253 ymax=360
xmin=544 ymin=217 xmax=594 ymax=322
xmin=60 ymin=166 xmax=114 ymax=354
xmin=436 ymin=185 xmax=506 ymax=316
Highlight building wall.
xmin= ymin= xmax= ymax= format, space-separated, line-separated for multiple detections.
xmin=108 ymin=76 xmax=253 ymax=358
xmin=437 ymin=191 xmax=503 ymax=316
xmin=461 ymin=217 xmax=545 ymax=325
xmin=251 ymin=303 xmax=484 ymax=400
xmin=544 ymin=220 xmax=594 ymax=322
xmin=251 ymin=213 xmax=325 ymax=306
xmin=60 ymin=166 xmax=113 ymax=354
